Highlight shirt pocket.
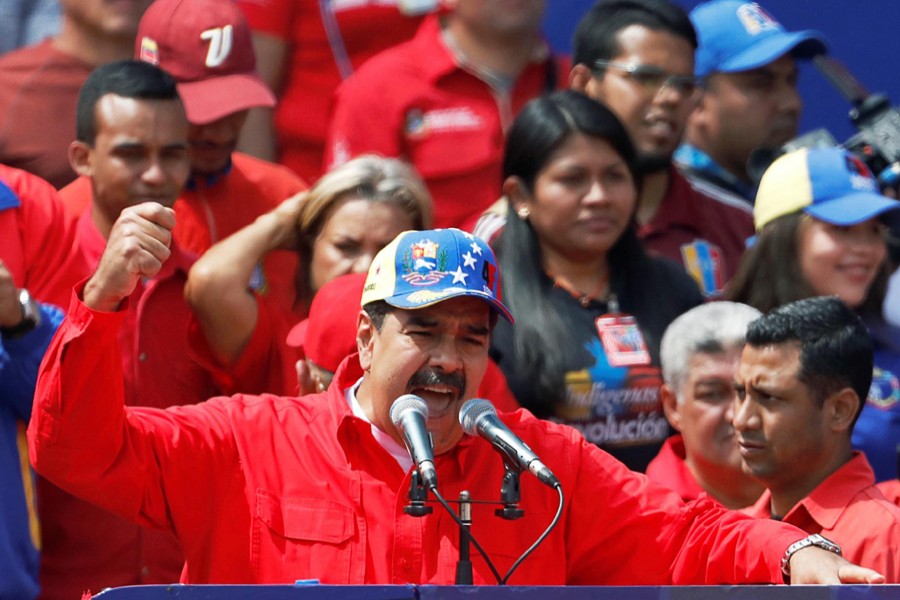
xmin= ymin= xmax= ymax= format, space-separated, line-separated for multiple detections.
xmin=252 ymin=489 xmax=357 ymax=583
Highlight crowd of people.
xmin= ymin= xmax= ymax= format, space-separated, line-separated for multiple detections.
xmin=2 ymin=0 xmax=900 ymax=598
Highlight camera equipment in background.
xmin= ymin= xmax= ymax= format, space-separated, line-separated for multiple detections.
xmin=748 ymin=56 xmax=900 ymax=191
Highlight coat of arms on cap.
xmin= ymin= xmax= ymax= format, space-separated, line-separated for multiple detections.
xmin=401 ymin=239 xmax=449 ymax=286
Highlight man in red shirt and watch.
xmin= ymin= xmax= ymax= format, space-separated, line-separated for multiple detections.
xmin=31 ymin=227 xmax=884 ymax=587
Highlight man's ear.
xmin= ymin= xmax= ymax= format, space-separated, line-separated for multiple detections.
xmin=68 ymin=141 xmax=93 ymax=177
xmin=357 ymin=309 xmax=376 ymax=372
xmin=569 ymin=64 xmax=593 ymax=93
xmin=827 ymin=387 xmax=860 ymax=434
xmin=661 ymin=384 xmax=683 ymax=431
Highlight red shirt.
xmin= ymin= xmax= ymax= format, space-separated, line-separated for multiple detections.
xmin=326 ymin=15 xmax=567 ymax=231
xmin=36 ymin=209 xmax=230 ymax=599
xmin=878 ymin=479 xmax=900 ymax=506
xmin=0 ymin=164 xmax=77 ymax=309
xmin=31 ymin=293 xmax=809 ymax=586
xmin=237 ymin=0 xmax=430 ymax=183
xmin=61 ymin=153 xmax=307 ymax=325
xmin=743 ymin=452 xmax=900 ymax=582
xmin=646 ymin=435 xmax=706 ymax=503
xmin=638 ymin=167 xmax=754 ymax=298
xmin=0 ymin=41 xmax=91 ymax=189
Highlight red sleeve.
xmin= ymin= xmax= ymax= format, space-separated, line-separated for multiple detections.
xmin=186 ymin=297 xmax=297 ymax=396
xmin=28 ymin=284 xmax=242 ymax=546
xmin=0 ymin=165 xmax=79 ymax=309
xmin=236 ymin=0 xmax=296 ymax=39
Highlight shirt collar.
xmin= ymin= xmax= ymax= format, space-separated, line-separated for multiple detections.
xmin=184 ymin=158 xmax=234 ymax=191
xmin=675 ymin=143 xmax=756 ymax=200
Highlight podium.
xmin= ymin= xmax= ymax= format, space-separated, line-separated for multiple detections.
xmin=93 ymin=585 xmax=900 ymax=599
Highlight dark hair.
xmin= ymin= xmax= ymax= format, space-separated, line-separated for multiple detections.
xmin=573 ymin=0 xmax=697 ymax=68
xmin=746 ymin=296 xmax=872 ymax=425
xmin=497 ymin=90 xmax=647 ymax=410
xmin=727 ymin=212 xmax=890 ymax=316
xmin=363 ymin=300 xmax=392 ymax=331
xmin=76 ymin=60 xmax=181 ymax=145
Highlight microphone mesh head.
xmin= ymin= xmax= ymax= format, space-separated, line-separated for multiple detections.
xmin=390 ymin=394 xmax=427 ymax=427
xmin=458 ymin=398 xmax=496 ymax=435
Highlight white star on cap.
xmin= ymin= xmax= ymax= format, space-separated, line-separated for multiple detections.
xmin=470 ymin=241 xmax=482 ymax=255
xmin=451 ymin=266 xmax=469 ymax=284
xmin=462 ymin=251 xmax=477 ymax=269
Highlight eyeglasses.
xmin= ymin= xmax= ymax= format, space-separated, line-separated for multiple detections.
xmin=593 ymin=60 xmax=698 ymax=96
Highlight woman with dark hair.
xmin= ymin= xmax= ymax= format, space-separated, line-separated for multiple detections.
xmin=727 ymin=146 xmax=900 ymax=483
xmin=490 ymin=90 xmax=703 ymax=472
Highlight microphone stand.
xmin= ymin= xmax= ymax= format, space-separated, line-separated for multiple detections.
xmin=403 ymin=470 xmax=433 ymax=516
xmin=455 ymin=490 xmax=473 ymax=584
xmin=495 ymin=459 xmax=524 ymax=520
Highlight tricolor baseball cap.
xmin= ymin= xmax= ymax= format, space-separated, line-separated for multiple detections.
xmin=136 ymin=0 xmax=275 ymax=125
xmin=286 ymin=273 xmax=366 ymax=372
xmin=362 ymin=228 xmax=513 ymax=323
xmin=754 ymin=147 xmax=900 ymax=232
xmin=692 ymin=1 xmax=827 ymax=78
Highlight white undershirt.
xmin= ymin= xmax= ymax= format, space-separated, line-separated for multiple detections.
xmin=346 ymin=378 xmax=414 ymax=473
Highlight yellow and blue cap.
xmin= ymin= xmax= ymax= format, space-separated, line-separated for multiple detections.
xmin=362 ymin=228 xmax=513 ymax=323
xmin=754 ymin=147 xmax=900 ymax=232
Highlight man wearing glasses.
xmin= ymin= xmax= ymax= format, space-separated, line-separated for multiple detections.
xmin=675 ymin=1 xmax=827 ymax=206
xmin=570 ymin=0 xmax=754 ymax=298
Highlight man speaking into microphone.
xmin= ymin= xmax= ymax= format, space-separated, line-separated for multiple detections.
xmin=31 ymin=226 xmax=883 ymax=588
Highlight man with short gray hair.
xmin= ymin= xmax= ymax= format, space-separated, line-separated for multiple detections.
xmin=648 ymin=301 xmax=764 ymax=508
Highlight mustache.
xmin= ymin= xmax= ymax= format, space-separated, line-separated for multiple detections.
xmin=407 ymin=369 xmax=466 ymax=401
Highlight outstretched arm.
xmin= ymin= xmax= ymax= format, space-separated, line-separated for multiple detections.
xmin=184 ymin=192 xmax=305 ymax=365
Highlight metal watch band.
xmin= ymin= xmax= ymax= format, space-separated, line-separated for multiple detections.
xmin=781 ymin=533 xmax=842 ymax=579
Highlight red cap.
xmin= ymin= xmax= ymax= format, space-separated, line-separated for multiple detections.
xmin=286 ymin=273 xmax=367 ymax=373
xmin=136 ymin=0 xmax=275 ymax=125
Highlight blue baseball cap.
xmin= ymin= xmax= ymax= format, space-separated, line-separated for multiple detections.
xmin=754 ymin=147 xmax=900 ymax=232
xmin=692 ymin=1 xmax=828 ymax=78
xmin=361 ymin=228 xmax=514 ymax=323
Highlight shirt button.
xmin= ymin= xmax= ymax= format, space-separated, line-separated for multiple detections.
xmin=140 ymin=566 xmax=151 ymax=577
xmin=138 ymin=352 xmax=148 ymax=362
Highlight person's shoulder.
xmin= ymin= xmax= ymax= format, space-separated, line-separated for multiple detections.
xmin=0 ymin=163 xmax=57 ymax=197
xmin=229 ymin=152 xmax=308 ymax=191
xmin=637 ymin=253 xmax=705 ymax=307
xmin=0 ymin=40 xmax=54 ymax=69
xmin=338 ymin=18 xmax=440 ymax=91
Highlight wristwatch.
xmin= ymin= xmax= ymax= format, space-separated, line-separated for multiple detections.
xmin=0 ymin=288 xmax=40 ymax=339
xmin=781 ymin=533 xmax=842 ymax=579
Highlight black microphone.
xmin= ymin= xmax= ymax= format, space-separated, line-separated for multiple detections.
xmin=459 ymin=399 xmax=560 ymax=488
xmin=390 ymin=395 xmax=438 ymax=489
